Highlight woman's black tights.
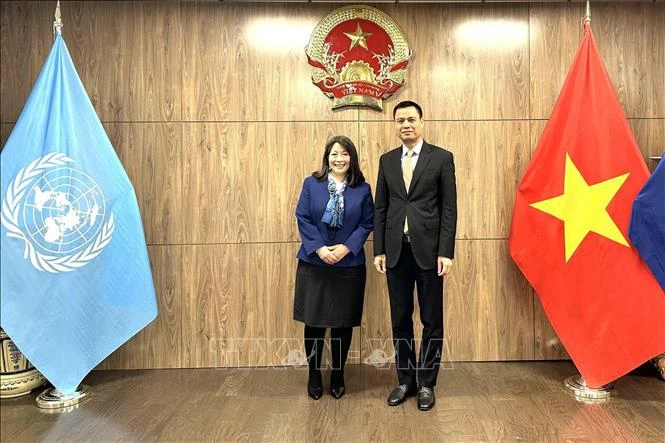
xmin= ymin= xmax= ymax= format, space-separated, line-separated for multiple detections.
xmin=304 ymin=325 xmax=353 ymax=389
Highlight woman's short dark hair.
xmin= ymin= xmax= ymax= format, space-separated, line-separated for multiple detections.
xmin=312 ymin=135 xmax=365 ymax=187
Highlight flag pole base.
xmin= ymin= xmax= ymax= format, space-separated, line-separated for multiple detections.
xmin=564 ymin=375 xmax=613 ymax=403
xmin=35 ymin=384 xmax=91 ymax=410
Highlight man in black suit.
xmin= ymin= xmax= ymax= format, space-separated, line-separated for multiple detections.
xmin=373 ymin=100 xmax=457 ymax=411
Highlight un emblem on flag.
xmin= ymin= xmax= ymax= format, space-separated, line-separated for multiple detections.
xmin=1 ymin=153 xmax=114 ymax=273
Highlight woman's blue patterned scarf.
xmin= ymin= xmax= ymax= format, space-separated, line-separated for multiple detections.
xmin=321 ymin=175 xmax=346 ymax=228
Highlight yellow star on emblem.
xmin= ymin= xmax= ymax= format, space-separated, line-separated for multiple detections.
xmin=344 ymin=24 xmax=372 ymax=51
xmin=530 ymin=153 xmax=630 ymax=262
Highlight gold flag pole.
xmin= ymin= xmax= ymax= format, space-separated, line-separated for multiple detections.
xmin=53 ymin=0 xmax=63 ymax=37
xmin=34 ymin=2 xmax=93 ymax=411
xmin=562 ymin=1 xmax=613 ymax=404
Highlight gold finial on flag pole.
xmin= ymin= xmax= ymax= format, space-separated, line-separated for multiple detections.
xmin=584 ymin=1 xmax=592 ymax=25
xmin=53 ymin=0 xmax=63 ymax=37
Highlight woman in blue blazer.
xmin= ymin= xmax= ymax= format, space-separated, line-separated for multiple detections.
xmin=294 ymin=135 xmax=374 ymax=400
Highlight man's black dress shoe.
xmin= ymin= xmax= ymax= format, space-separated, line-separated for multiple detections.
xmin=417 ymin=387 xmax=435 ymax=411
xmin=387 ymin=384 xmax=417 ymax=406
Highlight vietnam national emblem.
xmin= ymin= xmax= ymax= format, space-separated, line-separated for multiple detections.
xmin=305 ymin=5 xmax=412 ymax=111
xmin=1 ymin=153 xmax=114 ymax=273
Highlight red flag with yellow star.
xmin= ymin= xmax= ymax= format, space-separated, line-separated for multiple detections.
xmin=509 ymin=23 xmax=665 ymax=387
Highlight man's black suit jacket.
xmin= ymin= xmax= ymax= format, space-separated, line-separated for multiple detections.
xmin=374 ymin=141 xmax=457 ymax=270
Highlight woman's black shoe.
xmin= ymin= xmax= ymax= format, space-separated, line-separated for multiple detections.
xmin=330 ymin=370 xmax=345 ymax=399
xmin=308 ymin=371 xmax=323 ymax=400
xmin=308 ymin=385 xmax=323 ymax=400
xmin=330 ymin=385 xmax=345 ymax=399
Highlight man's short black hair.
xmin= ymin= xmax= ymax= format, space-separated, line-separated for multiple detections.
xmin=393 ymin=101 xmax=423 ymax=119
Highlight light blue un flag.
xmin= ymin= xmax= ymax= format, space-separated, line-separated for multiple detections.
xmin=0 ymin=34 xmax=157 ymax=394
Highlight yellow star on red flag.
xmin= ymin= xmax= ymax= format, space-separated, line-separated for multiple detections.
xmin=530 ymin=153 xmax=630 ymax=262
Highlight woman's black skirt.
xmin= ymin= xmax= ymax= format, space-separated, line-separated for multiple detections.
xmin=293 ymin=260 xmax=366 ymax=328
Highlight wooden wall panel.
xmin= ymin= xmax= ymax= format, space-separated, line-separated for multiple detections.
xmin=593 ymin=3 xmax=665 ymax=118
xmin=529 ymin=4 xmax=582 ymax=120
xmin=264 ymin=243 xmax=302 ymax=367
xmin=107 ymin=123 xmax=183 ymax=244
xmin=445 ymin=240 xmax=533 ymax=361
xmin=181 ymin=2 xmax=351 ymax=122
xmin=360 ymin=120 xmax=530 ymax=239
xmin=531 ymin=3 xmax=665 ymax=120
xmin=99 ymin=246 xmax=183 ymax=369
xmin=359 ymin=3 xmax=529 ymax=121
xmin=530 ymin=120 xmax=547 ymax=156
xmin=629 ymin=119 xmax=665 ymax=172
xmin=67 ymin=1 xmax=182 ymax=122
xmin=361 ymin=241 xmax=395 ymax=365
xmin=182 ymin=122 xmax=358 ymax=244
xmin=0 ymin=123 xmax=12 ymax=149
xmin=182 ymin=244 xmax=270 ymax=368
xmin=0 ymin=1 xmax=181 ymax=123
xmin=0 ymin=1 xmax=53 ymax=123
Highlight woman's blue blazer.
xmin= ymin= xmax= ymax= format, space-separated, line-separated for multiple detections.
xmin=295 ymin=176 xmax=374 ymax=267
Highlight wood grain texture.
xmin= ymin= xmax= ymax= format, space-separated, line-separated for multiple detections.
xmin=0 ymin=123 xmax=12 ymax=149
xmin=6 ymin=362 xmax=662 ymax=442
xmin=593 ymin=2 xmax=665 ymax=119
xmin=0 ymin=1 xmax=53 ymax=123
xmin=0 ymin=1 xmax=181 ymax=123
xmin=106 ymin=123 xmax=183 ymax=244
xmin=531 ymin=2 xmax=665 ymax=120
xmin=264 ymin=243 xmax=304 ymax=367
xmin=629 ymin=118 xmax=665 ymax=172
xmin=529 ymin=3 xmax=582 ymax=120
xmin=99 ymin=246 xmax=183 ymax=369
xmin=182 ymin=122 xmax=358 ymax=244
xmin=181 ymin=2 xmax=353 ymax=121
xmin=529 ymin=120 xmax=548 ymax=156
xmin=361 ymin=242 xmax=398 ymax=366
xmin=443 ymin=240 xmax=533 ymax=361
xmin=182 ymin=243 xmax=271 ymax=368
xmin=359 ymin=3 xmax=529 ymax=121
xmin=360 ymin=120 xmax=530 ymax=239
